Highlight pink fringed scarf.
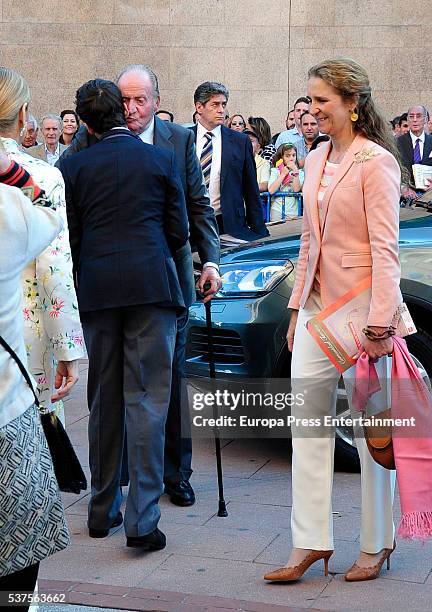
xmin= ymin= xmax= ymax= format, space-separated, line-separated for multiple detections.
xmin=353 ymin=336 xmax=432 ymax=541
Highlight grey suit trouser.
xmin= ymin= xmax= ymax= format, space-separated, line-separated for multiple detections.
xmin=81 ymin=304 xmax=177 ymax=537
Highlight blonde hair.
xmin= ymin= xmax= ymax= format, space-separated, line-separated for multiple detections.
xmin=0 ymin=66 xmax=30 ymax=132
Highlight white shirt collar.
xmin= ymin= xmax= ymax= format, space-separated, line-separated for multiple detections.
xmin=138 ymin=116 xmax=155 ymax=144
xmin=197 ymin=122 xmax=221 ymax=139
xmin=45 ymin=142 xmax=60 ymax=156
xmin=410 ymin=130 xmax=425 ymax=144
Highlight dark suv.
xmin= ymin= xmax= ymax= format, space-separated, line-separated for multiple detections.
xmin=186 ymin=208 xmax=432 ymax=470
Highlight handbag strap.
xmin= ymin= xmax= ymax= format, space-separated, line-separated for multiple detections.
xmin=0 ymin=334 xmax=39 ymax=407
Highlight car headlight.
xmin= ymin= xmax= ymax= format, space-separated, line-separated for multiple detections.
xmin=216 ymin=260 xmax=294 ymax=296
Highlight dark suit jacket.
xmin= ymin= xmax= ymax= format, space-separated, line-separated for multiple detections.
xmin=58 ymin=120 xmax=219 ymax=307
xmin=397 ymin=132 xmax=432 ymax=186
xmin=59 ymin=129 xmax=188 ymax=313
xmin=191 ymin=125 xmax=269 ymax=241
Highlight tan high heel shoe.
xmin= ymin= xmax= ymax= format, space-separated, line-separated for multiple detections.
xmin=264 ymin=549 xmax=333 ymax=582
xmin=345 ymin=542 xmax=396 ymax=582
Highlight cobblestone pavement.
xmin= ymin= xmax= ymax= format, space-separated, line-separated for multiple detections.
xmin=37 ymin=361 xmax=432 ymax=612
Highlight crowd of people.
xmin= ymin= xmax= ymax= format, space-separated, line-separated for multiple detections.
xmin=0 ymin=56 xmax=432 ymax=608
xmin=227 ymin=99 xmax=432 ymax=214
xmin=19 ymin=92 xmax=432 ymax=223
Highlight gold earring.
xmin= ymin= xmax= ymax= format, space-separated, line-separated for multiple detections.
xmin=351 ymin=111 xmax=359 ymax=122
xmin=20 ymin=125 xmax=26 ymax=137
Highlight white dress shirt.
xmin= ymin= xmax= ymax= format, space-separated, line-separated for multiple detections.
xmin=45 ymin=143 xmax=61 ymax=166
xmin=138 ymin=117 xmax=155 ymax=144
xmin=410 ymin=130 xmax=425 ymax=160
xmin=195 ymin=122 xmax=222 ymax=216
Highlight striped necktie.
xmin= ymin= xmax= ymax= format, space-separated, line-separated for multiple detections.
xmin=413 ymin=138 xmax=421 ymax=164
xmin=200 ymin=132 xmax=213 ymax=188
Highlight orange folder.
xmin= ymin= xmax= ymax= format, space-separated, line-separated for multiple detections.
xmin=307 ymin=277 xmax=416 ymax=373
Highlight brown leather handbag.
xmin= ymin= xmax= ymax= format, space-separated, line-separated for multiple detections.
xmin=363 ymin=408 xmax=395 ymax=470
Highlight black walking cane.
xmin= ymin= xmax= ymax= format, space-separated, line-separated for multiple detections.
xmin=202 ymin=281 xmax=228 ymax=517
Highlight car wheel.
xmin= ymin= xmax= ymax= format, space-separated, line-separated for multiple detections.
xmin=334 ymin=330 xmax=432 ymax=473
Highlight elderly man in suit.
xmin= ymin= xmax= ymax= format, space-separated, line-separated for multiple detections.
xmin=60 ymin=78 xmax=189 ymax=549
xmin=397 ymin=105 xmax=432 ymax=197
xmin=59 ymin=65 xmax=221 ymax=508
xmin=20 ymin=113 xmax=39 ymax=148
xmin=192 ymin=81 xmax=269 ymax=241
xmin=30 ymin=114 xmax=67 ymax=165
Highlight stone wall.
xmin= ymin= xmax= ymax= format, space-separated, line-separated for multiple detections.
xmin=1 ymin=1 xmax=430 ymax=133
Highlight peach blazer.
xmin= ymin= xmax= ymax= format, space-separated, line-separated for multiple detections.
xmin=288 ymin=134 xmax=402 ymax=327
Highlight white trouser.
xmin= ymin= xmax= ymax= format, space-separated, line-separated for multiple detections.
xmin=290 ymin=291 xmax=396 ymax=553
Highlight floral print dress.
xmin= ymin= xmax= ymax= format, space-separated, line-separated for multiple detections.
xmin=0 ymin=137 xmax=84 ymax=414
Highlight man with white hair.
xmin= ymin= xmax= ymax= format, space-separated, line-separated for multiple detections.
xmin=20 ymin=113 xmax=39 ymax=148
xmin=116 ymin=65 xmax=221 ymax=507
xmin=30 ymin=114 xmax=67 ymax=165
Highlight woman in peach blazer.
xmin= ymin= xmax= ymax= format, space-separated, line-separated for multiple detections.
xmin=290 ymin=131 xmax=401 ymax=324
xmin=264 ymin=59 xmax=403 ymax=584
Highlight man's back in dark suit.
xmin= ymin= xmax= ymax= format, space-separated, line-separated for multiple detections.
xmin=60 ymin=129 xmax=188 ymax=312
xmin=58 ymin=118 xmax=219 ymax=308
xmin=59 ymin=69 xmax=221 ymax=506
xmin=60 ymin=115 xmax=189 ymax=542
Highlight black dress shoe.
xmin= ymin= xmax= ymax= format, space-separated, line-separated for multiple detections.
xmin=126 ymin=528 xmax=166 ymax=550
xmin=164 ymin=480 xmax=195 ymax=506
xmin=88 ymin=511 xmax=123 ymax=538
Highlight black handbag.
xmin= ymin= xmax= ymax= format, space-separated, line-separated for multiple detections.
xmin=0 ymin=334 xmax=87 ymax=494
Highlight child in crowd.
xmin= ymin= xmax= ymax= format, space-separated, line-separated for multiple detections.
xmin=243 ymin=129 xmax=270 ymax=192
xmin=268 ymin=144 xmax=304 ymax=220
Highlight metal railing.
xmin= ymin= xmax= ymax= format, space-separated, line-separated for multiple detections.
xmin=260 ymin=192 xmax=418 ymax=223
xmin=260 ymin=191 xmax=303 ymax=222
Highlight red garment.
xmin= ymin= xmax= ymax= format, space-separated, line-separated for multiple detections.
xmin=0 ymin=160 xmax=50 ymax=206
